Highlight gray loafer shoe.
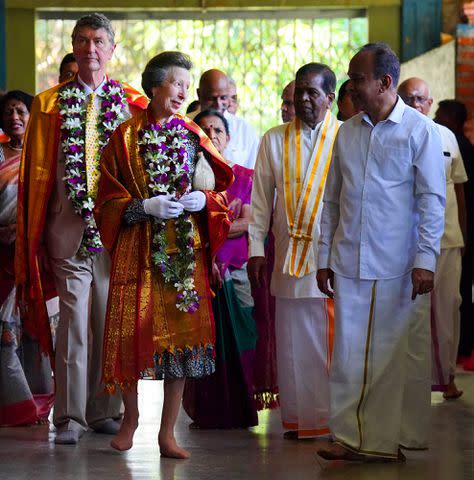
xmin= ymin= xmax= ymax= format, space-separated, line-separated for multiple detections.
xmin=93 ymin=418 xmax=121 ymax=435
xmin=55 ymin=430 xmax=80 ymax=445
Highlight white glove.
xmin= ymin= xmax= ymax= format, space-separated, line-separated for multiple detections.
xmin=143 ymin=194 xmax=184 ymax=219
xmin=178 ymin=191 xmax=207 ymax=212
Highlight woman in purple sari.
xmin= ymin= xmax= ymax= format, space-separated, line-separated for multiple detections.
xmin=183 ymin=109 xmax=258 ymax=428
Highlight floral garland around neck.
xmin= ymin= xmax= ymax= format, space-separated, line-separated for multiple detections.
xmin=58 ymin=79 xmax=128 ymax=257
xmin=138 ymin=117 xmax=200 ymax=314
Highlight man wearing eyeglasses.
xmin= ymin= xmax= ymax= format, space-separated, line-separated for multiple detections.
xmin=398 ymin=78 xmax=468 ymax=401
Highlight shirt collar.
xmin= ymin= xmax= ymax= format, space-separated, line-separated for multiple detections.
xmin=300 ymin=117 xmax=323 ymax=134
xmin=361 ymin=95 xmax=405 ymax=127
xmin=77 ymin=74 xmax=107 ymax=97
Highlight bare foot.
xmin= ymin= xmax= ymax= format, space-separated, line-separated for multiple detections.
xmin=444 ymin=381 xmax=463 ymax=400
xmin=158 ymin=435 xmax=191 ymax=459
xmin=111 ymin=420 xmax=138 ymax=451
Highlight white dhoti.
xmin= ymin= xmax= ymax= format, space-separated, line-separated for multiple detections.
xmin=275 ymin=297 xmax=333 ymax=438
xmin=330 ymin=273 xmax=431 ymax=458
xmin=431 ymin=248 xmax=462 ymax=390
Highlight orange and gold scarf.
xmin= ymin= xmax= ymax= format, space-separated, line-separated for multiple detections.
xmin=282 ymin=111 xmax=339 ymax=278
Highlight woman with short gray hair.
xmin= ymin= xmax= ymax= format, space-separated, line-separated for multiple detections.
xmin=141 ymin=51 xmax=193 ymax=98
xmin=95 ymin=51 xmax=233 ymax=458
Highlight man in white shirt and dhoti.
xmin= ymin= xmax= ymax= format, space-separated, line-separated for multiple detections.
xmin=248 ymin=63 xmax=340 ymax=439
xmin=317 ymin=43 xmax=446 ymax=462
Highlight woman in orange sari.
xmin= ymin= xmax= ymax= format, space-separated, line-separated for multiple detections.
xmin=95 ymin=52 xmax=233 ymax=458
xmin=0 ymin=91 xmax=54 ymax=426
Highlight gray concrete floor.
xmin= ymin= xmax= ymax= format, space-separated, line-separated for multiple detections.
xmin=0 ymin=369 xmax=473 ymax=480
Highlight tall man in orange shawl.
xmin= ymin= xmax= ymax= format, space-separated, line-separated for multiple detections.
xmin=248 ymin=63 xmax=339 ymax=439
xmin=15 ymin=13 xmax=147 ymax=445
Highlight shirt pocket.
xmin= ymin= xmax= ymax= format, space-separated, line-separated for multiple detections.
xmin=378 ymin=146 xmax=412 ymax=181
xmin=443 ymin=152 xmax=452 ymax=181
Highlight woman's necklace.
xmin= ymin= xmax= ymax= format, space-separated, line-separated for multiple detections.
xmin=7 ymin=141 xmax=23 ymax=151
xmin=138 ymin=116 xmax=200 ymax=314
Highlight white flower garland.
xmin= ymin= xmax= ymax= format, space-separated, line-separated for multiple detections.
xmin=58 ymin=79 xmax=128 ymax=257
xmin=139 ymin=118 xmax=200 ymax=313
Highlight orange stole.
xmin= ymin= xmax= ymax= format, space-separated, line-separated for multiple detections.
xmin=15 ymin=78 xmax=147 ymax=360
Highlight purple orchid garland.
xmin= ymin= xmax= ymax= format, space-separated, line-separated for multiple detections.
xmin=58 ymin=79 xmax=128 ymax=257
xmin=138 ymin=118 xmax=200 ymax=313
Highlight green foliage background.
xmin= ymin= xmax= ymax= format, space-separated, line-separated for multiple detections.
xmin=37 ymin=16 xmax=367 ymax=134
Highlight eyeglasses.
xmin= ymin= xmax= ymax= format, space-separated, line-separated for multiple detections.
xmin=401 ymin=95 xmax=430 ymax=105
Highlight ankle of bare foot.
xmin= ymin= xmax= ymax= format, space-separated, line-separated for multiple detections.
xmin=123 ymin=413 xmax=139 ymax=425
xmin=158 ymin=435 xmax=189 ymax=458
xmin=123 ymin=419 xmax=139 ymax=430
xmin=110 ymin=423 xmax=138 ymax=451
xmin=159 ymin=442 xmax=191 ymax=459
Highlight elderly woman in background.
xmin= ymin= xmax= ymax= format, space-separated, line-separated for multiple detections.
xmin=0 ymin=90 xmax=54 ymax=426
xmin=94 ymin=52 xmax=233 ymax=458
xmin=183 ymin=109 xmax=258 ymax=429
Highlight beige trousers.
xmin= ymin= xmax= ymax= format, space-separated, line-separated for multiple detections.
xmin=50 ymin=250 xmax=121 ymax=433
xmin=431 ymin=247 xmax=462 ymax=390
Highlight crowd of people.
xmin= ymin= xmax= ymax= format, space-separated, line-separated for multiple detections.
xmin=0 ymin=12 xmax=472 ymax=465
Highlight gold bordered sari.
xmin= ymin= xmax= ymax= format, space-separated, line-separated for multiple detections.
xmin=95 ymin=109 xmax=234 ymax=390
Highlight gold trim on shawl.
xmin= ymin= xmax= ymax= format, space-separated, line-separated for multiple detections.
xmin=295 ymin=117 xmax=302 ymax=202
xmin=283 ymin=123 xmax=294 ymax=229
xmin=282 ymin=110 xmax=339 ymax=278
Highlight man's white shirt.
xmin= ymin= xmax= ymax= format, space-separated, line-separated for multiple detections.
xmin=223 ymin=110 xmax=260 ymax=169
xmin=318 ymin=97 xmax=446 ymax=279
xmin=436 ymin=123 xmax=468 ymax=249
xmin=249 ymin=119 xmax=332 ymax=299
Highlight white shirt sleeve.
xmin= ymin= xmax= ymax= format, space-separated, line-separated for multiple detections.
xmin=318 ymin=136 xmax=342 ymax=269
xmin=413 ymin=124 xmax=447 ymax=272
xmin=450 ymin=137 xmax=468 ymax=184
xmin=248 ymin=133 xmax=276 ymax=258
xmin=248 ymin=130 xmax=261 ymax=169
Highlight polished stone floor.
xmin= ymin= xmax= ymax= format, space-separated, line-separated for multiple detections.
xmin=0 ymin=369 xmax=473 ymax=480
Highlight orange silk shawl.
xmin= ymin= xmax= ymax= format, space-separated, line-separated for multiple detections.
xmin=94 ymin=109 xmax=234 ymax=388
xmin=15 ymin=78 xmax=148 ymax=359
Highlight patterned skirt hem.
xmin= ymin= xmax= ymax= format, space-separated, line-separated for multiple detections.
xmin=103 ymin=343 xmax=216 ymax=393
xmin=153 ymin=343 xmax=216 ymax=379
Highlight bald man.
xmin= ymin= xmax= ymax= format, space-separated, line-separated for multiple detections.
xmin=192 ymin=69 xmax=260 ymax=169
xmin=228 ymin=77 xmax=238 ymax=114
xmin=399 ymin=78 xmax=468 ymax=401
xmin=281 ymin=80 xmax=295 ymax=123
xmin=196 ymin=69 xmax=230 ymax=113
